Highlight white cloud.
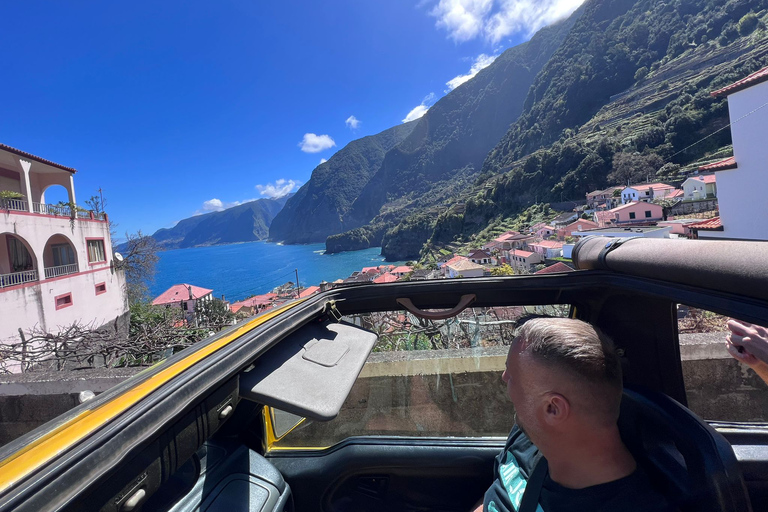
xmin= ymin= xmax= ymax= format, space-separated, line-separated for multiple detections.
xmin=431 ymin=0 xmax=585 ymax=44
xmin=402 ymin=93 xmax=437 ymax=123
xmin=202 ymin=198 xmax=224 ymax=212
xmin=299 ymin=133 xmax=336 ymax=153
xmin=446 ymin=53 xmax=498 ymax=91
xmin=256 ymin=179 xmax=300 ymax=198
xmin=345 ymin=115 xmax=361 ymax=130
xmin=320 ymin=158 xmax=328 ymax=164
xmin=431 ymin=0 xmax=493 ymax=43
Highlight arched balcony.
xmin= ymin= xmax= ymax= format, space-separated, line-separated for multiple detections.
xmin=43 ymin=234 xmax=79 ymax=279
xmin=0 ymin=233 xmax=38 ymax=288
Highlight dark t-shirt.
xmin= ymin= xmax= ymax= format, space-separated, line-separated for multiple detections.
xmin=483 ymin=426 xmax=675 ymax=512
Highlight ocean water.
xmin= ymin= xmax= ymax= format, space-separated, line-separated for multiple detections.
xmin=150 ymin=242 xmax=405 ymax=302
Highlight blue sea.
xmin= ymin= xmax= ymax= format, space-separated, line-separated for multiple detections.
xmin=150 ymin=242 xmax=404 ymax=302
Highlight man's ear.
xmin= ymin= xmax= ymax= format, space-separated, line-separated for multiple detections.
xmin=541 ymin=392 xmax=570 ymax=427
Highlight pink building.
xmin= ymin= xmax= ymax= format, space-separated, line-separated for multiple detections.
xmin=557 ymin=219 xmax=599 ymax=240
xmin=0 ymin=143 xmax=128 ymax=349
xmin=528 ymin=240 xmax=564 ymax=259
xmin=607 ymin=201 xmax=663 ymax=225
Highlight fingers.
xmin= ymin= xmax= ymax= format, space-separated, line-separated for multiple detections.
xmin=726 ymin=338 xmax=759 ymax=366
xmin=727 ymin=319 xmax=753 ymax=336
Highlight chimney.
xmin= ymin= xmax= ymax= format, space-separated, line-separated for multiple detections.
xmin=188 ymin=285 xmax=193 ymax=300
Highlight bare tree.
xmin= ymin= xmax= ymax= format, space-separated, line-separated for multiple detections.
xmin=122 ymin=231 xmax=159 ymax=303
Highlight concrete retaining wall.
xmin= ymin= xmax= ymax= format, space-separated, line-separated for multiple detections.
xmin=2 ymin=333 xmax=767 ymax=449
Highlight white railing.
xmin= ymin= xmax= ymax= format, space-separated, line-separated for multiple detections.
xmin=32 ymin=202 xmax=72 ymax=216
xmin=0 ymin=198 xmax=28 ymax=212
xmin=0 ymin=269 xmax=38 ymax=288
xmin=44 ymin=263 xmax=79 ymax=279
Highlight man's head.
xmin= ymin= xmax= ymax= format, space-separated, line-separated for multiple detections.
xmin=502 ymin=317 xmax=623 ymax=445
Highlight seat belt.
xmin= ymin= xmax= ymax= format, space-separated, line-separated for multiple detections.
xmin=518 ymin=457 xmax=548 ymax=512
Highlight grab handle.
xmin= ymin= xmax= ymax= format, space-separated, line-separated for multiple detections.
xmin=396 ymin=294 xmax=476 ymax=320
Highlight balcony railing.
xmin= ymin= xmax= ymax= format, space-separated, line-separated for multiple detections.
xmin=0 ymin=198 xmax=28 ymax=212
xmin=32 ymin=202 xmax=72 ymax=216
xmin=0 ymin=269 xmax=39 ymax=288
xmin=44 ymin=263 xmax=79 ymax=280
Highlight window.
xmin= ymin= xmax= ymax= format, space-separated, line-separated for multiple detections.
xmin=87 ymin=239 xmax=106 ymax=263
xmin=52 ymin=244 xmax=76 ymax=266
xmin=95 ymin=282 xmax=106 ymax=295
xmin=55 ymin=293 xmax=73 ymax=310
xmin=266 ymin=304 xmax=571 ymax=450
xmin=645 ymin=210 xmax=652 ymax=218
xmin=629 ymin=212 xmax=636 ymax=219
xmin=678 ymin=305 xmax=767 ymax=422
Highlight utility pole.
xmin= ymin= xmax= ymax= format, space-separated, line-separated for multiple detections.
xmin=295 ymin=268 xmax=300 ymax=298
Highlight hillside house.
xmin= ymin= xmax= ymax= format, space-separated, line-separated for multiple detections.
xmin=608 ymin=201 xmax=663 ymax=225
xmin=445 ymin=259 xmax=484 ymax=278
xmin=507 ymin=249 xmax=542 ymax=273
xmin=536 ymin=225 xmax=555 ymax=238
xmin=682 ymin=174 xmax=717 ymax=201
xmin=528 ymin=240 xmax=564 ymax=259
xmin=557 ymin=219 xmax=599 ymax=240
xmin=586 ymin=186 xmax=623 ymax=210
xmin=551 ymin=211 xmax=579 ymax=227
xmin=390 ymin=265 xmax=413 ymax=278
xmin=153 ymin=284 xmax=214 ymax=323
xmin=467 ymin=249 xmax=492 ymax=265
xmin=621 ymin=183 xmax=677 ymax=204
xmin=0 ymin=143 xmax=128 ymax=349
xmin=441 ymin=255 xmax=468 ymax=276
xmin=373 ymin=273 xmax=398 ymax=284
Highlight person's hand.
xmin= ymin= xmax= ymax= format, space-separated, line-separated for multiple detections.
xmin=726 ymin=319 xmax=768 ymax=372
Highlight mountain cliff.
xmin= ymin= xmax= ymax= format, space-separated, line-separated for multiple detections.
xmin=384 ymin=0 xmax=768 ymax=260
xmin=323 ymin=12 xmax=581 ymax=256
xmin=268 ymin=122 xmax=416 ymax=244
xmin=151 ymin=195 xmax=291 ymax=249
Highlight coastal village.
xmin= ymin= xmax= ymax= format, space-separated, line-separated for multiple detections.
xmin=152 ymin=65 xmax=766 ymax=324
xmin=1 ymin=61 xmax=766 ymax=358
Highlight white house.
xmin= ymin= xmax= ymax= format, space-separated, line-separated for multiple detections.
xmin=682 ymin=174 xmax=717 ymax=201
xmin=695 ymin=66 xmax=768 ymax=240
xmin=0 ymin=143 xmax=128 ymax=350
xmin=621 ymin=183 xmax=677 ymax=204
xmin=153 ymin=283 xmax=214 ymax=323
xmin=445 ymin=259 xmax=485 ymax=278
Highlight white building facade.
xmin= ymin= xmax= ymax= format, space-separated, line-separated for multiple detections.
xmin=0 ymin=144 xmax=128 ymax=346
xmin=699 ymin=68 xmax=768 ymax=241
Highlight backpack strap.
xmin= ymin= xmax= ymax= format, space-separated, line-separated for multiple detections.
xmin=518 ymin=457 xmax=548 ymax=512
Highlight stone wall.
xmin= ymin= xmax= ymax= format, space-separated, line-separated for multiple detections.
xmin=1 ymin=333 xmax=766 ymax=449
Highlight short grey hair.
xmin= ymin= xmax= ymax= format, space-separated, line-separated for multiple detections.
xmin=515 ymin=317 xmax=623 ymax=420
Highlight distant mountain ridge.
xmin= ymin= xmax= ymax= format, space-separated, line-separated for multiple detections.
xmin=151 ymin=195 xmax=292 ymax=250
xmin=268 ymin=122 xmax=416 ymax=244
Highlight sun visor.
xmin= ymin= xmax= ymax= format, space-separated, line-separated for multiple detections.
xmin=239 ymin=320 xmax=378 ymax=421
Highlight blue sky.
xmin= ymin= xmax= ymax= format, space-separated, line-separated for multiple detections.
xmin=0 ymin=0 xmax=583 ymax=238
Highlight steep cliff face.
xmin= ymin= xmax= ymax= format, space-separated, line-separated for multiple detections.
xmin=151 ymin=195 xmax=291 ymax=249
xmin=343 ymin=13 xmax=582 ymax=233
xmin=268 ymin=122 xmax=416 ymax=244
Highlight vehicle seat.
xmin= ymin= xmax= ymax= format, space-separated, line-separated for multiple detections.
xmin=618 ymin=388 xmax=752 ymax=512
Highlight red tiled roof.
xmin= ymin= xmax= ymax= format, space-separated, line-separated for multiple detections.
xmin=444 ymin=255 xmax=468 ymax=267
xmin=298 ymin=286 xmax=320 ymax=298
xmin=609 ymin=201 xmax=662 ymax=213
xmin=628 ymin=182 xmax=674 ymax=191
xmin=152 ymin=283 xmax=213 ymax=305
xmin=361 ymin=267 xmax=379 ymax=274
xmin=712 ymin=66 xmax=768 ymax=97
xmin=230 ymin=304 xmax=245 ymax=314
xmin=668 ymin=189 xmax=684 ymax=198
xmin=0 ymin=142 xmax=78 ymax=173
xmin=468 ymin=249 xmax=490 ymax=259
xmin=690 ymin=174 xmax=717 ymax=184
xmin=689 ymin=217 xmax=723 ymax=231
xmin=530 ymin=240 xmax=564 ymax=249
xmin=534 ymin=262 xmax=575 ymax=274
xmin=698 ymin=157 xmax=736 ymax=172
xmin=564 ymin=219 xmax=598 ymax=229
xmin=373 ymin=273 xmax=398 ymax=284
xmin=233 ymin=293 xmax=276 ymax=308
xmin=595 ymin=211 xmax=615 ymax=224
xmin=391 ymin=266 xmax=413 ymax=274
xmin=511 ymin=250 xmax=535 ymax=258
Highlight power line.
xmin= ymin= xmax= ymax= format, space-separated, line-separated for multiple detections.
xmin=667 ymin=99 xmax=768 ymax=162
